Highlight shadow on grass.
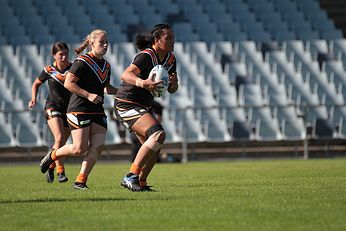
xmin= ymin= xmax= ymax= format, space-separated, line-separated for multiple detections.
xmin=0 ymin=197 xmax=135 ymax=204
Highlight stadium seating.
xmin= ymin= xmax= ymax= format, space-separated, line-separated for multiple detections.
xmin=0 ymin=112 xmax=16 ymax=147
xmin=0 ymin=0 xmax=345 ymax=147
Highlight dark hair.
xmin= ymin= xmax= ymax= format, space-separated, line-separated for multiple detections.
xmin=151 ymin=23 xmax=172 ymax=38
xmin=51 ymin=42 xmax=69 ymax=55
xmin=135 ymin=23 xmax=172 ymax=51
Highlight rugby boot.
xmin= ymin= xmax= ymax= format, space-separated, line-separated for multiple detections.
xmin=121 ymin=173 xmax=142 ymax=191
xmin=141 ymin=185 xmax=155 ymax=192
xmin=74 ymin=182 xmax=89 ymax=190
xmin=58 ymin=172 xmax=68 ymax=183
xmin=45 ymin=168 xmax=54 ymax=183
xmin=40 ymin=149 xmax=55 ymax=173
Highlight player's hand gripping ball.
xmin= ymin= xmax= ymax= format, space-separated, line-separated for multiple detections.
xmin=149 ymin=65 xmax=169 ymax=97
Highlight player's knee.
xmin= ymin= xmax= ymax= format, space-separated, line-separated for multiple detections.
xmin=145 ymin=124 xmax=165 ymax=141
xmin=144 ymin=129 xmax=166 ymax=152
xmin=86 ymin=145 xmax=105 ymax=161
xmin=70 ymin=145 xmax=88 ymax=156
xmin=156 ymin=130 xmax=166 ymax=143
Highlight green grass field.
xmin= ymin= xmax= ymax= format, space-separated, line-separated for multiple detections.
xmin=0 ymin=158 xmax=345 ymax=231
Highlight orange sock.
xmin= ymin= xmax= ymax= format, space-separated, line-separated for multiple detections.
xmin=75 ymin=173 xmax=88 ymax=183
xmin=49 ymin=162 xmax=56 ymax=169
xmin=51 ymin=150 xmax=58 ymax=161
xmin=130 ymin=163 xmax=142 ymax=175
xmin=139 ymin=179 xmax=147 ymax=187
xmin=56 ymin=165 xmax=65 ymax=174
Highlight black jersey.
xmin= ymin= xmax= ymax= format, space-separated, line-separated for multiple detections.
xmin=115 ymin=48 xmax=176 ymax=107
xmin=67 ymin=52 xmax=111 ymax=114
xmin=39 ymin=62 xmax=72 ymax=111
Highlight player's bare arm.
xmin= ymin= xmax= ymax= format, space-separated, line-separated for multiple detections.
xmin=104 ymin=83 xmax=118 ymax=95
xmin=65 ymin=72 xmax=102 ymax=104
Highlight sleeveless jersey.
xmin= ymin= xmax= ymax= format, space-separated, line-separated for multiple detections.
xmin=115 ymin=48 xmax=176 ymax=107
xmin=67 ymin=52 xmax=111 ymax=114
xmin=38 ymin=62 xmax=72 ymax=111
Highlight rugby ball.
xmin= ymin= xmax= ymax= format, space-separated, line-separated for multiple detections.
xmin=149 ymin=65 xmax=169 ymax=97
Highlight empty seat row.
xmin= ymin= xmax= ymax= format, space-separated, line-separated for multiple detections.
xmin=0 ymin=0 xmax=344 ymax=46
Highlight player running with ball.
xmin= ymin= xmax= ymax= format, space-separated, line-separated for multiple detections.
xmin=114 ymin=23 xmax=179 ymax=191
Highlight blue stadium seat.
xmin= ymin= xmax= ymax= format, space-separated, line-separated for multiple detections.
xmin=313 ymin=118 xmax=336 ymax=139
xmin=238 ymin=83 xmax=265 ymax=107
xmin=329 ymin=105 xmax=346 ymax=128
xmin=111 ymin=3 xmax=141 ymax=28
xmin=255 ymin=116 xmax=283 ymax=141
xmin=0 ymin=46 xmax=32 ymax=106
xmin=112 ymin=42 xmax=137 ymax=68
xmin=323 ymin=60 xmax=346 ymax=95
xmin=232 ymin=120 xmax=253 ymax=141
xmin=337 ymin=117 xmax=346 ymax=138
xmin=275 ymin=105 xmax=306 ymax=140
xmin=150 ymin=0 xmax=180 ymax=18
xmin=0 ymin=0 xmax=14 ymax=22
xmin=198 ymin=108 xmax=231 ymax=141
xmin=173 ymin=108 xmax=206 ymax=142
xmin=104 ymin=110 xmax=122 ymax=145
xmin=16 ymin=44 xmax=45 ymax=77
xmin=0 ymin=35 xmax=7 ymax=45
xmin=0 ymin=112 xmax=16 ymax=147
xmin=210 ymin=41 xmax=233 ymax=62
xmin=173 ymin=22 xmax=200 ymax=42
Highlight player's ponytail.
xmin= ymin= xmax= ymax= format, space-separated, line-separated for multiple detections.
xmin=135 ymin=32 xmax=153 ymax=51
xmin=74 ymin=29 xmax=107 ymax=55
xmin=74 ymin=36 xmax=90 ymax=55
xmin=135 ymin=23 xmax=172 ymax=51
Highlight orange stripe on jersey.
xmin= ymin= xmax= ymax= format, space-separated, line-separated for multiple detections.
xmin=114 ymin=97 xmax=151 ymax=109
xmin=77 ymin=53 xmax=110 ymax=83
xmin=44 ymin=65 xmax=69 ymax=85
xmin=54 ymin=73 xmax=65 ymax=82
xmin=142 ymin=49 xmax=158 ymax=66
xmin=45 ymin=65 xmax=54 ymax=72
xmin=167 ymin=53 xmax=175 ymax=66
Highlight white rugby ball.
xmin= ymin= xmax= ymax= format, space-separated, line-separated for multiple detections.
xmin=149 ymin=65 xmax=169 ymax=97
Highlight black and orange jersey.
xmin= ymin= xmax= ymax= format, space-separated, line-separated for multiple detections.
xmin=39 ymin=62 xmax=72 ymax=112
xmin=115 ymin=47 xmax=176 ymax=107
xmin=67 ymin=52 xmax=111 ymax=114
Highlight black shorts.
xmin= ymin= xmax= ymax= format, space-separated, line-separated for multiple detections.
xmin=66 ymin=113 xmax=107 ymax=130
xmin=44 ymin=108 xmax=68 ymax=127
xmin=114 ymin=100 xmax=153 ymax=131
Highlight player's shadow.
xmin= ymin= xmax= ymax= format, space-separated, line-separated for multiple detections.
xmin=0 ymin=197 xmax=134 ymax=204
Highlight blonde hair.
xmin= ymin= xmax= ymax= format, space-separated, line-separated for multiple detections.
xmin=74 ymin=29 xmax=107 ymax=55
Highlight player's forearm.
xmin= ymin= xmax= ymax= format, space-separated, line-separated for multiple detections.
xmin=104 ymin=84 xmax=118 ymax=95
xmin=65 ymin=81 xmax=90 ymax=99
